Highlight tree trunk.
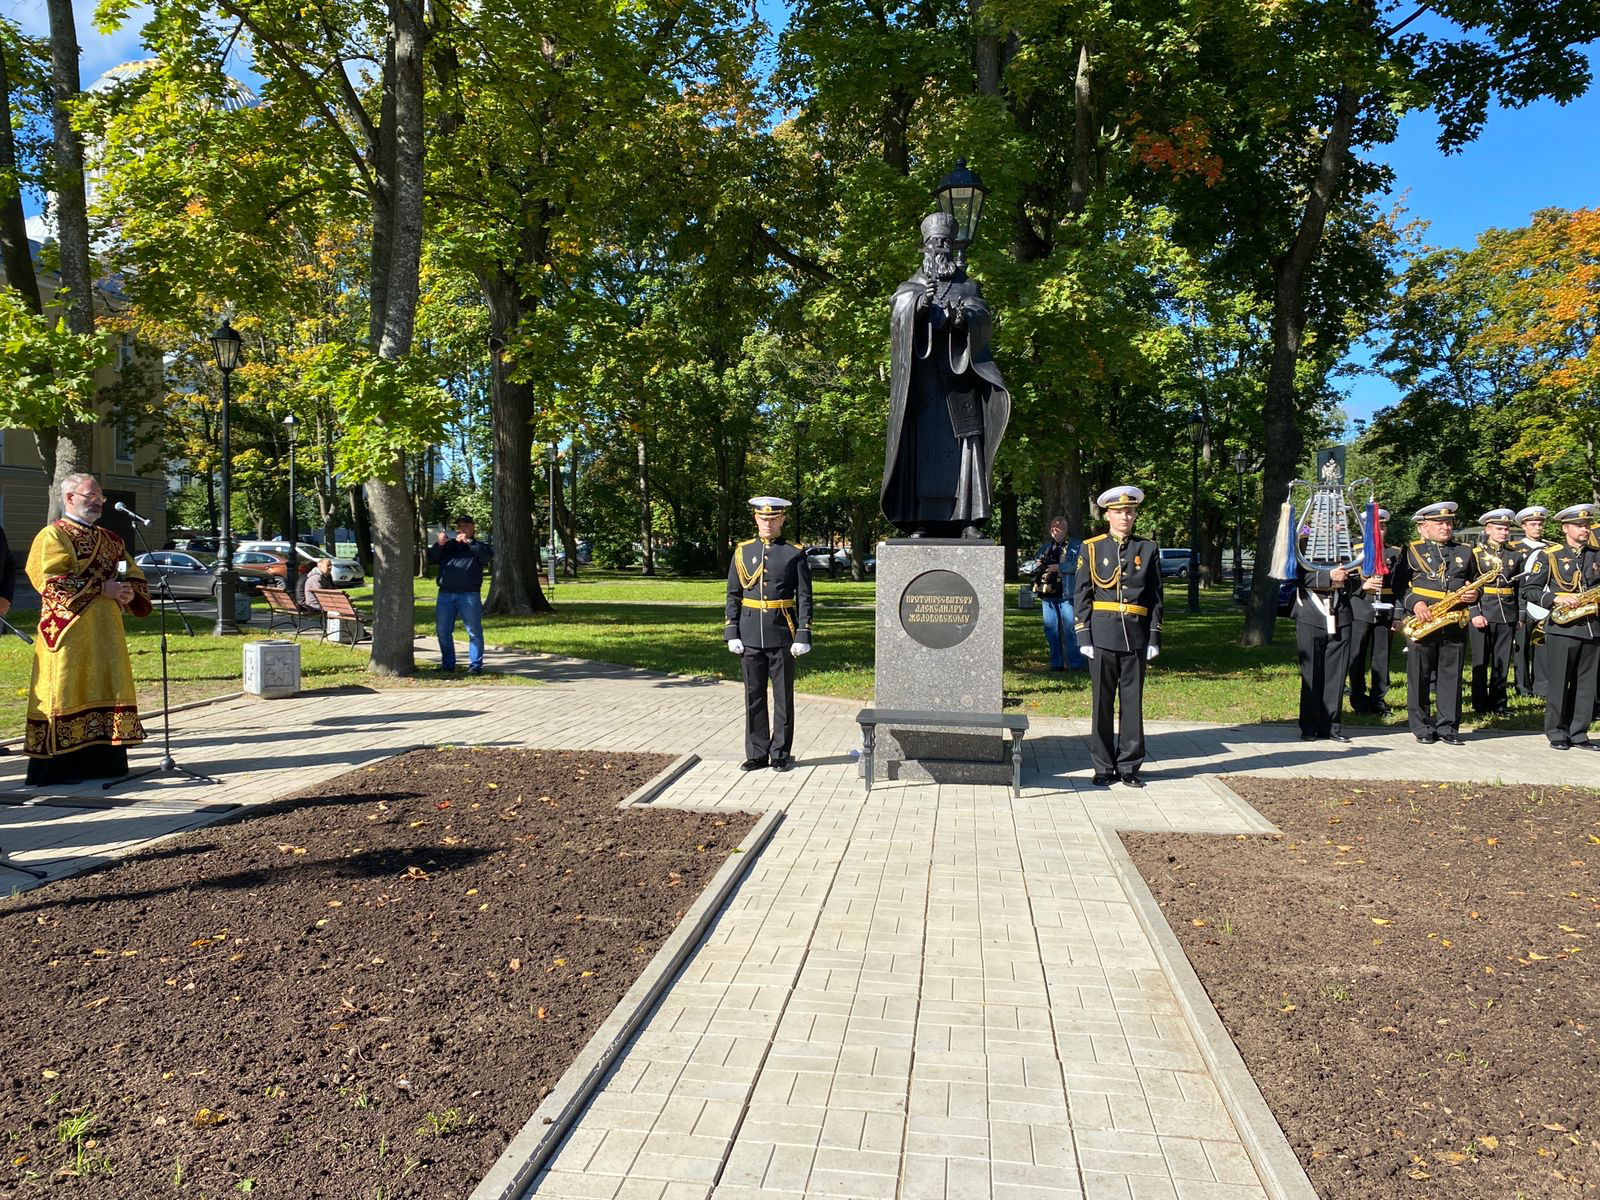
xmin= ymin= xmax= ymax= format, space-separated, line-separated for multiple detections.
xmin=0 ymin=47 xmax=43 ymax=315
xmin=318 ymin=416 xmax=337 ymax=549
xmin=1069 ymin=40 xmax=1094 ymax=215
xmin=1243 ymin=84 xmax=1360 ymax=647
xmin=637 ymin=429 xmax=654 ymax=575
xmin=363 ymin=0 xmax=428 ymax=676
xmin=478 ymin=274 xmax=550 ymax=614
xmin=42 ymin=0 xmax=95 ymax=519
xmin=999 ymin=472 xmax=1018 ymax=580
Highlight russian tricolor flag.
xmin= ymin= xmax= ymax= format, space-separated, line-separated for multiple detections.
xmin=1362 ymin=502 xmax=1387 ymax=575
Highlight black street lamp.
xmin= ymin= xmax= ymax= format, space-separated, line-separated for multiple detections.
xmin=210 ymin=319 xmax=243 ymax=635
xmin=283 ymin=413 xmax=300 ymax=552
xmin=1233 ymin=449 xmax=1251 ymax=587
xmin=933 ymin=158 xmax=988 ymax=264
xmin=1187 ymin=410 xmax=1204 ymax=614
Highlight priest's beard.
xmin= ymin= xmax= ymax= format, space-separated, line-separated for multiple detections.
xmin=921 ymin=248 xmax=956 ymax=281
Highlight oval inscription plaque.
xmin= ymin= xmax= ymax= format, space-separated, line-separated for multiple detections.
xmin=899 ymin=570 xmax=980 ymax=650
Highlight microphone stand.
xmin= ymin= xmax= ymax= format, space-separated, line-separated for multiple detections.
xmin=104 ymin=515 xmax=220 ymax=791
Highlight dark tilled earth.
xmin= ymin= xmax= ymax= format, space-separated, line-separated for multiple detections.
xmin=1125 ymin=777 xmax=1600 ymax=1199
xmin=0 ymin=747 xmax=754 ymax=1198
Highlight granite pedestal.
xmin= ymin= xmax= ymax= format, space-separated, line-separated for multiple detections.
xmin=871 ymin=539 xmax=1007 ymax=784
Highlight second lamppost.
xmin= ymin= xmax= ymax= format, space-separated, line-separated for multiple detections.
xmin=283 ymin=413 xmax=300 ymax=551
xmin=1186 ymin=410 xmax=1204 ymax=614
xmin=210 ymin=319 xmax=243 ymax=635
xmin=1233 ymin=449 xmax=1250 ymax=588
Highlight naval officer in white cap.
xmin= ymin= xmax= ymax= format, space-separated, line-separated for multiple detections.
xmin=725 ymin=497 xmax=813 ymax=771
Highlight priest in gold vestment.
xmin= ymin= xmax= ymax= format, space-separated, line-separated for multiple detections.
xmin=24 ymin=474 xmax=152 ymax=786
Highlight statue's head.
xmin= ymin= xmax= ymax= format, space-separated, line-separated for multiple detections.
xmin=919 ymin=211 xmax=958 ymax=280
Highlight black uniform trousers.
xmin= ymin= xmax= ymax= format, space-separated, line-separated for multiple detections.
xmin=1407 ymin=629 xmax=1466 ymax=737
xmin=741 ymin=647 xmax=796 ymax=761
xmin=1542 ymin=636 xmax=1598 ymax=745
xmin=1297 ymin=619 xmax=1353 ymax=737
xmin=1348 ymin=619 xmax=1391 ymax=712
xmin=1514 ymin=622 xmax=1546 ymax=698
xmin=1470 ymin=621 xmax=1515 ymax=713
xmin=1088 ymin=649 xmax=1146 ymax=774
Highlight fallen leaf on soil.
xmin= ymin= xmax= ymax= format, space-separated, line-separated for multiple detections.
xmin=536 ymin=1007 xmax=548 ymax=1020
xmin=508 ymin=959 xmax=521 ymax=972
xmin=1437 ymin=1150 xmax=1468 ymax=1164
xmin=41 ymin=1069 xmax=58 ymax=1080
xmin=1544 ymin=1123 xmax=1568 ymax=1132
xmin=1409 ymin=1169 xmax=1431 ymax=1180
xmin=404 ymin=866 xmax=432 ymax=881
xmin=1371 ymin=917 xmax=1393 ymax=926
xmin=1477 ymin=1135 xmax=1499 ymax=1150
xmin=1526 ymin=951 xmax=1551 ymax=960
xmin=193 ymin=1107 xmax=228 ymax=1126
xmin=82 ymin=996 xmax=109 ymax=1009
xmin=1191 ymin=918 xmax=1208 ymax=927
xmin=275 ymin=844 xmax=307 ymax=855
xmin=1487 ymin=838 xmax=1499 ymax=846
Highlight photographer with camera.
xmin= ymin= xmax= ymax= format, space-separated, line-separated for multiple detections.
xmin=1033 ymin=515 xmax=1084 ymax=672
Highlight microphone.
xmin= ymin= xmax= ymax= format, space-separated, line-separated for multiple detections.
xmin=114 ymin=501 xmax=151 ymax=527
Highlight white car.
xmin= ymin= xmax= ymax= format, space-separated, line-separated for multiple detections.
xmin=235 ymin=541 xmax=365 ymax=585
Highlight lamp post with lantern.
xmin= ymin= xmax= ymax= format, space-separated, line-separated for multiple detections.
xmin=932 ymin=158 xmax=988 ymax=265
xmin=283 ymin=413 xmax=300 ymax=553
xmin=210 ymin=320 xmax=243 ymax=635
xmin=1187 ymin=410 xmax=1205 ymax=614
xmin=1233 ymin=449 xmax=1251 ymax=588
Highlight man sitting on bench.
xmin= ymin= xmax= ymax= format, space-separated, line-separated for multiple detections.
xmin=300 ymin=558 xmax=334 ymax=609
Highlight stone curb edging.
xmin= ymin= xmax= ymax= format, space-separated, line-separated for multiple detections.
xmin=1095 ymin=810 xmax=1320 ymax=1200
xmin=616 ymin=753 xmax=701 ymax=809
xmin=471 ymin=804 xmax=786 ymax=1200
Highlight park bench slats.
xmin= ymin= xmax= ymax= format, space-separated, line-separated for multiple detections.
xmin=854 ymin=707 xmax=1029 ymax=797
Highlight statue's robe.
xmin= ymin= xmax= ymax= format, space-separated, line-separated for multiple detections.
xmin=25 ymin=519 xmax=150 ymax=784
xmin=881 ymin=270 xmax=1011 ymax=535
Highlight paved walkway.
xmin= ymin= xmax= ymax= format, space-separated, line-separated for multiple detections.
xmin=0 ymin=649 xmax=1584 ymax=1199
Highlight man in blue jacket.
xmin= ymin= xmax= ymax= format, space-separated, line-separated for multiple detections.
xmin=427 ymin=514 xmax=494 ymax=674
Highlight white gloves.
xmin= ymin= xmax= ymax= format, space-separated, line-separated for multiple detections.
xmin=1146 ymin=644 xmax=1160 ymax=661
xmin=728 ymin=639 xmax=744 ymax=654
xmin=1080 ymin=646 xmax=1094 ymax=660
xmin=791 ymin=642 xmax=811 ymax=657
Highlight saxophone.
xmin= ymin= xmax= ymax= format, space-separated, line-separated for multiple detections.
xmin=1402 ymin=566 xmax=1500 ymax=643
xmin=1550 ymin=584 xmax=1600 ymax=626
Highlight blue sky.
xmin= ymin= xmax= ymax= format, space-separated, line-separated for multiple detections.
xmin=8 ymin=0 xmax=1596 ymax=428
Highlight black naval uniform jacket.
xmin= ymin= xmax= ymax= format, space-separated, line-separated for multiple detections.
xmin=1522 ymin=541 xmax=1600 ymax=642
xmin=724 ymin=537 xmax=813 ymax=649
xmin=1390 ymin=538 xmax=1481 ymax=627
xmin=1290 ymin=563 xmax=1356 ymax=628
xmin=1471 ymin=541 xmax=1524 ymax=625
xmin=1072 ymin=534 xmax=1163 ymax=652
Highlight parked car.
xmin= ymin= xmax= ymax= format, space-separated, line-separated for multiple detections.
xmin=1232 ymin=572 xmax=1296 ymax=616
xmin=233 ymin=549 xmax=309 ymax=591
xmin=134 ymin=551 xmax=267 ymax=598
xmin=1158 ymin=548 xmax=1194 ymax=578
xmin=236 ymin=541 xmax=365 ymax=585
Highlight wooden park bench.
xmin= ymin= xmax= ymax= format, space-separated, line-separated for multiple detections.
xmin=261 ymin=584 xmax=322 ymax=636
xmin=310 ymin=588 xmax=371 ymax=646
xmin=854 ymin=707 xmax=1030 ymax=797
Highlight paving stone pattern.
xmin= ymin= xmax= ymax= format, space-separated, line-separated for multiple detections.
xmin=0 ymin=647 xmax=1584 ymax=1199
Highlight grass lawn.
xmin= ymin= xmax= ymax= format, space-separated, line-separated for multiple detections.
xmin=3 ymin=568 xmax=1547 ymax=737
xmin=0 ymin=605 xmax=533 ymax=742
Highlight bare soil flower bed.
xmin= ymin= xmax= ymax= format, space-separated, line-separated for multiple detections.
xmin=1124 ymin=777 xmax=1599 ymax=1200
xmin=0 ymin=747 xmax=754 ymax=1198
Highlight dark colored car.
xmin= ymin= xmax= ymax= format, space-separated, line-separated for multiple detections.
xmin=233 ymin=549 xmax=309 ymax=592
xmin=1232 ymin=573 xmax=1296 ymax=616
xmin=134 ymin=551 xmax=266 ymax=598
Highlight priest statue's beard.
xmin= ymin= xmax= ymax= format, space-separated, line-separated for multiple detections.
xmin=921 ymin=246 xmax=957 ymax=282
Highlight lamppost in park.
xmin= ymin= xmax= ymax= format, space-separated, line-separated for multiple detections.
xmin=548 ymin=443 xmax=559 ymax=590
xmin=1232 ymin=449 xmax=1251 ymax=587
xmin=210 ymin=319 xmax=243 ymax=635
xmin=933 ymin=158 xmax=988 ymax=265
xmin=1186 ymin=410 xmax=1204 ymax=614
xmin=283 ymin=413 xmax=299 ymax=550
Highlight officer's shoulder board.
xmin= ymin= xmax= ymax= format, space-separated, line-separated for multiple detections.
xmin=1084 ymin=533 xmax=1108 ymax=546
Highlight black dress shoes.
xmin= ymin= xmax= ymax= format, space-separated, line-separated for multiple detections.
xmin=1119 ymin=772 xmax=1145 ymax=788
xmin=1415 ymin=734 xmax=1437 ymax=745
xmin=1328 ymin=733 xmax=1352 ymax=744
xmin=739 ymin=757 xmax=768 ymax=771
xmin=1091 ymin=772 xmax=1114 ymax=787
xmin=1440 ymin=734 xmax=1465 ymax=746
xmin=1299 ymin=733 xmax=1317 ymax=742
xmin=770 ymin=756 xmax=793 ymax=772
xmin=1573 ymin=741 xmax=1600 ymax=751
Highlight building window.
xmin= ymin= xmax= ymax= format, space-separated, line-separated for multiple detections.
xmin=119 ymin=335 xmax=136 ymax=370
xmin=115 ymin=413 xmax=136 ymax=464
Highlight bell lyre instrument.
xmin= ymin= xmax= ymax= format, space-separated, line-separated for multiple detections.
xmin=1272 ymin=446 xmax=1374 ymax=580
